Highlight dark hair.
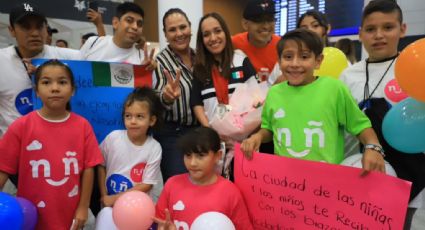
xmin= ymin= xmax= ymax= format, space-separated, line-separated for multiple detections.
xmin=335 ymin=38 xmax=357 ymax=64
xmin=116 ymin=2 xmax=144 ymax=19
xmin=362 ymin=0 xmax=403 ymax=25
xmin=277 ymin=29 xmax=323 ymax=58
xmin=297 ymin=10 xmax=329 ymax=46
xmin=193 ymin=12 xmax=234 ymax=84
xmin=82 ymin=32 xmax=97 ymax=41
xmin=162 ymin=8 xmax=191 ymax=32
xmin=55 ymin=39 xmax=68 ymax=47
xmin=34 ymin=59 xmax=75 ymax=111
xmin=122 ymin=87 xmax=163 ymax=131
xmin=178 ymin=126 xmax=221 ymax=155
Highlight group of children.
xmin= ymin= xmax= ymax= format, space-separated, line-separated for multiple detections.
xmin=0 ymin=0 xmax=423 ymax=229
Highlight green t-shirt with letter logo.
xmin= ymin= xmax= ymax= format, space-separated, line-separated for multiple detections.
xmin=262 ymin=77 xmax=371 ymax=164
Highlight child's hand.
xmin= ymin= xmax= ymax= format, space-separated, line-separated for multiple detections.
xmin=241 ymin=133 xmax=262 ymax=160
xmin=360 ymin=149 xmax=386 ymax=176
xmin=153 ymin=209 xmax=177 ymax=230
xmin=71 ymin=206 xmax=88 ymax=230
xmin=22 ymin=58 xmax=36 ymax=75
xmin=101 ymin=195 xmax=116 ymax=207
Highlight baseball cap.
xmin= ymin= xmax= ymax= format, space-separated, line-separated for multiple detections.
xmin=9 ymin=2 xmax=47 ymax=26
xmin=47 ymin=26 xmax=58 ymax=35
xmin=243 ymin=0 xmax=276 ymax=21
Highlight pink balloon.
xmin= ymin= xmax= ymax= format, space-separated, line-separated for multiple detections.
xmin=112 ymin=191 xmax=154 ymax=230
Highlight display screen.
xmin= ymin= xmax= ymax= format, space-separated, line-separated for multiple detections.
xmin=274 ymin=0 xmax=364 ymax=36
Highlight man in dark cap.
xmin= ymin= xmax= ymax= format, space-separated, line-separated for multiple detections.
xmin=46 ymin=25 xmax=58 ymax=45
xmin=1 ymin=3 xmax=85 ymax=228
xmin=232 ymin=0 xmax=281 ymax=85
xmin=0 ymin=2 xmax=81 ymax=137
xmin=232 ymin=0 xmax=281 ymax=154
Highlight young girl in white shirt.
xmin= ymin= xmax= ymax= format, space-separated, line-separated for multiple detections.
xmin=98 ymin=87 xmax=164 ymax=207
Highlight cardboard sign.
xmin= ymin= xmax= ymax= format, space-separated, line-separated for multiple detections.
xmin=234 ymin=144 xmax=411 ymax=230
xmin=31 ymin=59 xmax=153 ymax=142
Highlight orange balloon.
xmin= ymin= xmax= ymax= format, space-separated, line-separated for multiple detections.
xmin=395 ymin=38 xmax=425 ymax=102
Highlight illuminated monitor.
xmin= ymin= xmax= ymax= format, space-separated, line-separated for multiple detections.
xmin=274 ymin=0 xmax=364 ymax=36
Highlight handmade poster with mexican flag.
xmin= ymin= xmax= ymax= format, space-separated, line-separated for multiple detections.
xmin=31 ymin=59 xmax=154 ymax=142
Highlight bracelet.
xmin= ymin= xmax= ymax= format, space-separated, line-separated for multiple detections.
xmin=364 ymin=144 xmax=385 ymax=157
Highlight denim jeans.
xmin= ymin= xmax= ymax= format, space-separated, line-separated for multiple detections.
xmin=154 ymin=122 xmax=198 ymax=182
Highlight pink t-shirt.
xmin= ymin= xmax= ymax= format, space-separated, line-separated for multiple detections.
xmin=0 ymin=111 xmax=104 ymax=230
xmin=156 ymin=174 xmax=253 ymax=230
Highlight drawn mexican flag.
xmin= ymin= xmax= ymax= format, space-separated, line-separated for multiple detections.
xmin=91 ymin=62 xmax=153 ymax=88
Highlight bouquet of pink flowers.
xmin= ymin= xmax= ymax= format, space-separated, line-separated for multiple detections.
xmin=209 ymin=78 xmax=269 ymax=141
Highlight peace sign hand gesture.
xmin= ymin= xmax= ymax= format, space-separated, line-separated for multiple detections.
xmin=162 ymin=69 xmax=182 ymax=104
xmin=141 ymin=44 xmax=157 ymax=71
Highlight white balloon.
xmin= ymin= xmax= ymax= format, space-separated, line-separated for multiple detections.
xmin=95 ymin=207 xmax=118 ymax=230
xmin=340 ymin=153 xmax=397 ymax=177
xmin=190 ymin=212 xmax=235 ymax=230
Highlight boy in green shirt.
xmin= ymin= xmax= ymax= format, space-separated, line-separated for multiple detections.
xmin=241 ymin=29 xmax=385 ymax=174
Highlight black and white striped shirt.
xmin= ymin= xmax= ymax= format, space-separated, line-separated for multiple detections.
xmin=154 ymin=46 xmax=198 ymax=126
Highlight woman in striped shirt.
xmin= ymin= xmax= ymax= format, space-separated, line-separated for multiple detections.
xmin=153 ymin=8 xmax=198 ymax=182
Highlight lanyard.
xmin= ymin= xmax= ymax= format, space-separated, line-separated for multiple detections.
xmin=14 ymin=46 xmax=33 ymax=80
xmin=211 ymin=66 xmax=229 ymax=104
xmin=363 ymin=55 xmax=397 ymax=104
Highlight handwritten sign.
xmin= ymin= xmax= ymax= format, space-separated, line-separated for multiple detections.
xmin=31 ymin=59 xmax=153 ymax=142
xmin=234 ymin=144 xmax=411 ymax=230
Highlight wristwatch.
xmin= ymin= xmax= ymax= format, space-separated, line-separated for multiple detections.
xmin=364 ymin=144 xmax=385 ymax=157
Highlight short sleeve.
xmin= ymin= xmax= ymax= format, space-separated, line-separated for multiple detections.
xmin=228 ymin=185 xmax=254 ymax=230
xmin=155 ymin=179 xmax=171 ymax=219
xmin=83 ymin=120 xmax=104 ymax=168
xmin=99 ymin=132 xmax=112 ymax=167
xmin=141 ymin=140 xmax=162 ymax=185
xmin=79 ymin=36 xmax=99 ymax=60
xmin=261 ymin=89 xmax=274 ymax=132
xmin=0 ymin=121 xmax=22 ymax=174
xmin=337 ymin=83 xmax=371 ymax=135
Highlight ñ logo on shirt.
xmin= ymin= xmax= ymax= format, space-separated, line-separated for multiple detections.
xmin=23 ymin=3 xmax=33 ymax=12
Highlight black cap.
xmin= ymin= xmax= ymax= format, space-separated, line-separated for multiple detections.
xmin=9 ymin=2 xmax=46 ymax=26
xmin=47 ymin=26 xmax=58 ymax=35
xmin=243 ymin=0 xmax=276 ymax=21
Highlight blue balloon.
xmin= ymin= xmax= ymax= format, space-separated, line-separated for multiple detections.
xmin=0 ymin=192 xmax=24 ymax=230
xmin=382 ymin=97 xmax=425 ymax=153
xmin=16 ymin=197 xmax=38 ymax=230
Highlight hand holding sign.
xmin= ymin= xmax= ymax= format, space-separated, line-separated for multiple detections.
xmin=361 ymin=149 xmax=386 ymax=176
xmin=22 ymin=58 xmax=36 ymax=75
xmin=234 ymin=145 xmax=411 ymax=230
xmin=162 ymin=69 xmax=181 ymax=104
xmin=241 ymin=133 xmax=262 ymax=160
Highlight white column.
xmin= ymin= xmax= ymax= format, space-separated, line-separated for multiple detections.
xmin=158 ymin=0 xmax=203 ymax=50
